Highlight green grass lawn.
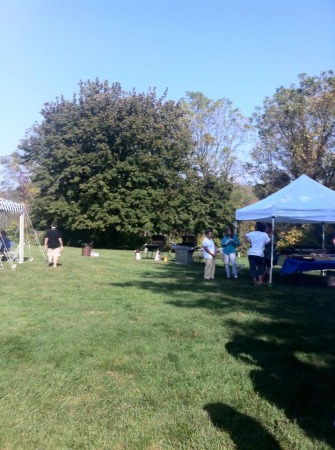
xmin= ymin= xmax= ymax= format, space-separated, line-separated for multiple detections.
xmin=0 ymin=247 xmax=334 ymax=449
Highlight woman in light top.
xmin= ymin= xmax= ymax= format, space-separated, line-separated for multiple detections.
xmin=244 ymin=222 xmax=270 ymax=287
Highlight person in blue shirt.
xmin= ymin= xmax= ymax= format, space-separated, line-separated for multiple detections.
xmin=0 ymin=230 xmax=11 ymax=254
xmin=221 ymin=227 xmax=240 ymax=279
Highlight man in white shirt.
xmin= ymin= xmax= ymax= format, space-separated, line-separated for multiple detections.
xmin=244 ymin=222 xmax=270 ymax=286
xmin=202 ymin=229 xmax=217 ymax=280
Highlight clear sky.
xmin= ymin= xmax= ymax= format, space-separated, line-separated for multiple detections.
xmin=0 ymin=0 xmax=334 ymax=157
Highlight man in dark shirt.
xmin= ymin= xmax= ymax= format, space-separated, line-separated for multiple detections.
xmin=44 ymin=222 xmax=63 ymax=268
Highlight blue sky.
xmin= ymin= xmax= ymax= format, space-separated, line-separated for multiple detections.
xmin=0 ymin=0 xmax=334 ymax=157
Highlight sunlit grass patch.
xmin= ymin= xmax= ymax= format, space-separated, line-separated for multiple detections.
xmin=0 ymin=248 xmax=333 ymax=449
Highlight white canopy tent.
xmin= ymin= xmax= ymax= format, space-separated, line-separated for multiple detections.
xmin=0 ymin=198 xmax=25 ymax=264
xmin=235 ymin=175 xmax=335 ymax=283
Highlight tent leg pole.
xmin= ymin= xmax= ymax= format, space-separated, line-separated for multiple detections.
xmin=269 ymin=217 xmax=275 ymax=286
xmin=19 ymin=213 xmax=24 ymax=264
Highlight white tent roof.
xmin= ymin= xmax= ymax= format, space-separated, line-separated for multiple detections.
xmin=235 ymin=174 xmax=335 ymax=224
xmin=0 ymin=198 xmax=25 ymax=213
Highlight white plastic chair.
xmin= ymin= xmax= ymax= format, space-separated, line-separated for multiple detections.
xmin=4 ymin=244 xmax=20 ymax=264
xmin=236 ymin=261 xmax=246 ymax=275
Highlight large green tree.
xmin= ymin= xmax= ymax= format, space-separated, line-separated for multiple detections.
xmin=19 ymin=80 xmax=206 ymax=245
xmin=178 ymin=91 xmax=250 ymax=231
xmin=248 ymin=71 xmax=335 ymax=197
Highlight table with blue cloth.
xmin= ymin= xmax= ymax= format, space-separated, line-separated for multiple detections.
xmin=281 ymin=258 xmax=335 ymax=275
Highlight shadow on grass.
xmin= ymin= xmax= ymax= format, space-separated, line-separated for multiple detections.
xmin=109 ymin=261 xmax=334 ymax=446
xmin=226 ymin=333 xmax=335 ymax=448
xmin=107 ymin=268 xmax=277 ymax=317
xmin=204 ymin=403 xmax=282 ymax=450
xmin=107 ymin=262 xmax=332 ymax=319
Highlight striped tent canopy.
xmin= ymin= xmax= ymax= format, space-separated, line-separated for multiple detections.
xmin=0 ymin=198 xmax=25 ymax=213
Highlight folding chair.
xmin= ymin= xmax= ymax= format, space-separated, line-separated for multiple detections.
xmin=236 ymin=261 xmax=246 ymax=276
xmin=3 ymin=245 xmax=19 ymax=270
xmin=4 ymin=245 xmax=20 ymax=264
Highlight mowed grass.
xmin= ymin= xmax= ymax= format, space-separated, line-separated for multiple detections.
xmin=0 ymin=247 xmax=334 ymax=449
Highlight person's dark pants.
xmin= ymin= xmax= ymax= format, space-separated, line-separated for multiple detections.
xmin=248 ymin=255 xmax=265 ymax=278
xmin=0 ymin=253 xmax=7 ymax=261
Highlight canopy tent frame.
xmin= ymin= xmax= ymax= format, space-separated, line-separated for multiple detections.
xmin=235 ymin=175 xmax=335 ymax=285
xmin=0 ymin=198 xmax=25 ymax=264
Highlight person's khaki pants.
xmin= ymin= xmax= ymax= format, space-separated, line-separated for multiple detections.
xmin=204 ymin=258 xmax=215 ymax=279
xmin=48 ymin=247 xmax=61 ymax=265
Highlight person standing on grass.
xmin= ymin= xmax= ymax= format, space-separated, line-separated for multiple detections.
xmin=44 ymin=222 xmax=63 ymax=268
xmin=0 ymin=230 xmax=11 ymax=253
xmin=244 ymin=222 xmax=270 ymax=287
xmin=202 ymin=229 xmax=217 ymax=280
xmin=221 ymin=227 xmax=240 ymax=279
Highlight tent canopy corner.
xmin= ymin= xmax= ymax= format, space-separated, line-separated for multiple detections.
xmin=235 ymin=175 xmax=335 ymax=224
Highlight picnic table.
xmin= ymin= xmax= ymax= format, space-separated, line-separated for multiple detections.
xmin=281 ymin=258 xmax=335 ymax=275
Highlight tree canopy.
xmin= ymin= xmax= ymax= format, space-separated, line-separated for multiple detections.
xmin=18 ymin=80 xmax=235 ymax=245
xmin=4 ymin=71 xmax=334 ymax=247
xmin=248 ymin=71 xmax=335 ymax=196
xmin=181 ymin=91 xmax=251 ymax=181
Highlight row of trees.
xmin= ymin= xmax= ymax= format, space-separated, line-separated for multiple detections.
xmin=249 ymin=71 xmax=335 ymax=197
xmin=0 ymin=71 xmax=334 ymax=247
